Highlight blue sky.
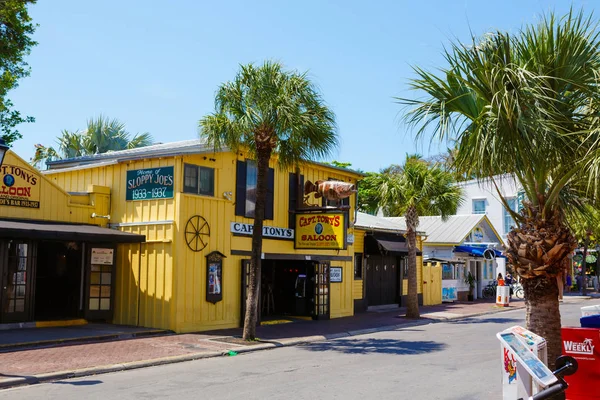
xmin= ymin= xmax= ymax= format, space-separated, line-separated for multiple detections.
xmin=8 ymin=0 xmax=594 ymax=172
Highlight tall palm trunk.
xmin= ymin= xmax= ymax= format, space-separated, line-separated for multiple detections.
xmin=523 ymin=276 xmax=562 ymax=370
xmin=242 ymin=147 xmax=271 ymax=340
xmin=405 ymin=205 xmax=420 ymax=318
xmin=506 ymin=205 xmax=576 ymax=370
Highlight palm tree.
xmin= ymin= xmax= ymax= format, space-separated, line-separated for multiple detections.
xmin=31 ymin=115 xmax=153 ymax=168
xmin=199 ymin=61 xmax=338 ymax=340
xmin=378 ymin=155 xmax=463 ymax=318
xmin=398 ymin=10 xmax=600 ymax=367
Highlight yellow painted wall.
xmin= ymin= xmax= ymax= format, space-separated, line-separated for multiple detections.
xmin=1 ymin=151 xmax=107 ymax=225
xmin=401 ymin=235 xmax=424 ymax=296
xmin=45 ymin=150 xmax=362 ymax=332
xmin=352 ymin=229 xmax=365 ymax=300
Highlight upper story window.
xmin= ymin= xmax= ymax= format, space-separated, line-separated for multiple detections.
xmin=288 ymin=172 xmax=304 ymax=228
xmin=503 ymin=197 xmax=517 ymax=234
xmin=472 ymin=199 xmax=486 ymax=214
xmin=235 ymin=160 xmax=274 ymax=220
xmin=184 ymin=164 xmax=214 ymax=196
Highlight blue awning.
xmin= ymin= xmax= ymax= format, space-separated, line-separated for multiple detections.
xmin=453 ymin=245 xmax=505 ymax=258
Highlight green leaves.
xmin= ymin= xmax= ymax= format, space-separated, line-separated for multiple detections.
xmin=0 ymin=0 xmax=37 ymax=144
xmin=199 ymin=61 xmax=338 ymax=168
xmin=400 ymin=9 xmax=600 ymax=222
xmin=377 ymin=155 xmax=463 ymax=224
xmin=31 ymin=115 xmax=153 ymax=168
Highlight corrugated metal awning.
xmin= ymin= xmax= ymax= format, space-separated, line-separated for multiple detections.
xmin=0 ymin=219 xmax=146 ymax=243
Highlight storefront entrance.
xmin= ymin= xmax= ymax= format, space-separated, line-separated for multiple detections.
xmin=241 ymin=259 xmax=330 ymax=325
xmin=366 ymin=254 xmax=399 ymax=306
xmin=35 ymin=241 xmax=83 ymax=320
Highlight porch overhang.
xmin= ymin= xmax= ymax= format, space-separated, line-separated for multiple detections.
xmin=0 ymin=219 xmax=146 ymax=243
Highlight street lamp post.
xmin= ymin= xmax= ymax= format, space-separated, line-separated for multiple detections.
xmin=0 ymin=138 xmax=9 ymax=167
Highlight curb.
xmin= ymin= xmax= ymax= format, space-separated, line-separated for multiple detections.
xmin=0 ymin=300 xmax=581 ymax=389
xmin=0 ymin=329 xmax=172 ymax=351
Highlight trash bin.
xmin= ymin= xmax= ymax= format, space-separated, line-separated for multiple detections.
xmin=496 ymin=286 xmax=510 ymax=307
xmin=580 ymin=314 xmax=600 ymax=329
xmin=562 ymin=327 xmax=600 ymax=400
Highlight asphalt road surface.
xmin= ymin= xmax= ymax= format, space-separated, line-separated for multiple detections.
xmin=2 ymin=299 xmax=597 ymax=400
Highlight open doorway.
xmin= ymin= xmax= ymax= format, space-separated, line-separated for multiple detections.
xmin=261 ymin=260 xmax=315 ymax=319
xmin=35 ymin=241 xmax=82 ymax=320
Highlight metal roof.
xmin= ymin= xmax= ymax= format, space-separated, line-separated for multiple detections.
xmin=45 ymin=138 xmax=365 ymax=176
xmin=46 ymin=139 xmax=213 ymax=169
xmin=354 ymin=212 xmax=426 ymax=235
xmin=385 ymin=214 xmax=487 ymax=245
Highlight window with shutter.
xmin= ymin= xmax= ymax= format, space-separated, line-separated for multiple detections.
xmin=235 ymin=160 xmax=275 ymax=220
xmin=288 ymin=172 xmax=304 ymax=228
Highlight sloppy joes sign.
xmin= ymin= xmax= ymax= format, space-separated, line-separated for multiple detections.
xmin=295 ymin=213 xmax=346 ymax=250
xmin=126 ymin=167 xmax=174 ymax=201
xmin=0 ymin=164 xmax=40 ymax=208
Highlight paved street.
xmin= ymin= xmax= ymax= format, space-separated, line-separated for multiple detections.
xmin=2 ymin=298 xmax=596 ymax=400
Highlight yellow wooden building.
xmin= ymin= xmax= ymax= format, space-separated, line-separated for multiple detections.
xmin=41 ymin=139 xmax=364 ymax=333
xmin=0 ymin=151 xmax=144 ymax=325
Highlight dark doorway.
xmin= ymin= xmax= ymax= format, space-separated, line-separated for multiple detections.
xmin=261 ymin=260 xmax=315 ymax=319
xmin=366 ymin=255 xmax=399 ymax=306
xmin=35 ymin=241 xmax=82 ymax=320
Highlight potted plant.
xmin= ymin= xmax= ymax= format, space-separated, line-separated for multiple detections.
xmin=465 ymin=271 xmax=476 ymax=301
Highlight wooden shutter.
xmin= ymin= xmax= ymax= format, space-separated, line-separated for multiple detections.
xmin=288 ymin=173 xmax=304 ymax=228
xmin=235 ymin=161 xmax=247 ymax=216
xmin=265 ymin=167 xmax=275 ymax=220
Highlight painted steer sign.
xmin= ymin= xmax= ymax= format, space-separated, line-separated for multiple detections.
xmin=0 ymin=164 xmax=40 ymax=208
xmin=295 ymin=212 xmax=346 ymax=249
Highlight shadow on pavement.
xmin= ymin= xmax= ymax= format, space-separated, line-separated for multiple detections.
xmin=52 ymin=380 xmax=103 ymax=386
xmin=448 ymin=317 xmax=522 ymax=325
xmin=298 ymin=338 xmax=446 ymax=355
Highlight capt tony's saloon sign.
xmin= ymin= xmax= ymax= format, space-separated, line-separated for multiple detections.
xmin=295 ymin=212 xmax=346 ymax=250
xmin=0 ymin=164 xmax=40 ymax=208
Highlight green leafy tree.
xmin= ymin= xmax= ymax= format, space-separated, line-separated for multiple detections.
xmin=569 ymin=207 xmax=600 ymax=295
xmin=31 ymin=115 xmax=153 ymax=168
xmin=0 ymin=0 xmax=37 ymax=144
xmin=379 ymin=155 xmax=463 ymax=318
xmin=200 ymin=61 xmax=338 ymax=340
xmin=399 ymin=10 xmax=600 ymax=366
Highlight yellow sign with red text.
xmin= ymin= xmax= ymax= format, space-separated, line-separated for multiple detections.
xmin=0 ymin=164 xmax=40 ymax=208
xmin=295 ymin=213 xmax=345 ymax=249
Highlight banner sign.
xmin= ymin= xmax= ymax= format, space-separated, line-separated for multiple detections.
xmin=0 ymin=164 xmax=40 ymax=208
xmin=230 ymin=222 xmax=294 ymax=240
xmin=126 ymin=166 xmax=174 ymax=201
xmin=295 ymin=213 xmax=346 ymax=249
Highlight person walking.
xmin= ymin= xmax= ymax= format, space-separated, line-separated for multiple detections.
xmin=566 ymin=274 xmax=572 ymax=293
xmin=576 ymin=274 xmax=582 ymax=293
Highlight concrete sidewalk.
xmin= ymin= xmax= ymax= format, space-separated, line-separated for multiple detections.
xmin=0 ymin=298 xmax=540 ymax=389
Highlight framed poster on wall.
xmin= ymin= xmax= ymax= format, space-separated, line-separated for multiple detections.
xmin=330 ymin=267 xmax=343 ymax=283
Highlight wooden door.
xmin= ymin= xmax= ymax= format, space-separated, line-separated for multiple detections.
xmin=1 ymin=240 xmax=35 ymax=323
xmin=84 ymin=245 xmax=116 ymax=321
xmin=381 ymin=256 xmax=398 ymax=305
xmin=313 ymin=262 xmax=330 ymax=320
xmin=366 ymin=256 xmax=381 ymax=306
xmin=423 ymin=262 xmax=442 ymax=306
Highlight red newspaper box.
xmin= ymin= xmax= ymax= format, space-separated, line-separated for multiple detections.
xmin=562 ymin=327 xmax=600 ymax=400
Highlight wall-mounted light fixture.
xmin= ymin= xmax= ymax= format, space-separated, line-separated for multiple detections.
xmin=91 ymin=212 xmax=111 ymax=220
xmin=223 ymin=191 xmax=233 ymax=201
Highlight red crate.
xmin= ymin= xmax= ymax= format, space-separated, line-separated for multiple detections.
xmin=562 ymin=327 xmax=600 ymax=400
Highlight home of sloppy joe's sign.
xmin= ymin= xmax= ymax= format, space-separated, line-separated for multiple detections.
xmin=126 ymin=166 xmax=174 ymax=201
xmin=295 ymin=213 xmax=346 ymax=250
xmin=0 ymin=164 xmax=40 ymax=208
